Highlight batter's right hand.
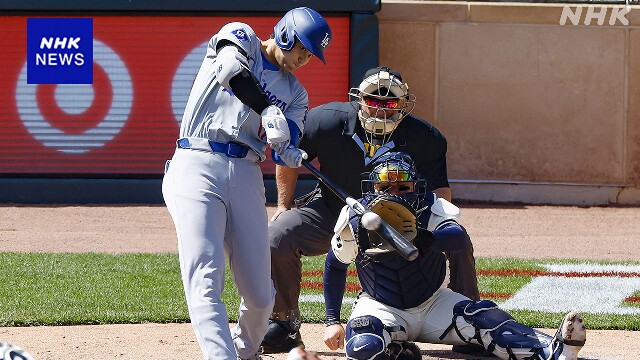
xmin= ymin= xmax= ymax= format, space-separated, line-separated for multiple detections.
xmin=279 ymin=145 xmax=307 ymax=168
xmin=323 ymin=324 xmax=345 ymax=350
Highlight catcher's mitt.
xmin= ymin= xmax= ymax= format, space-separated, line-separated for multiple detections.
xmin=361 ymin=194 xmax=417 ymax=259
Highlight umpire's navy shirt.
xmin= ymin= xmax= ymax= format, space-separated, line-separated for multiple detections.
xmin=299 ymin=101 xmax=449 ymax=216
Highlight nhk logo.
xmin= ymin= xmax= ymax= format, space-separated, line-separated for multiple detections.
xmin=27 ymin=18 xmax=93 ymax=84
xmin=559 ymin=4 xmax=631 ymax=26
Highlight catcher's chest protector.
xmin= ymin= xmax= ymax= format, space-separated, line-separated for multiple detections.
xmin=352 ymin=208 xmax=449 ymax=309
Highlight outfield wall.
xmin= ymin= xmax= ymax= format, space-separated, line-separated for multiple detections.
xmin=3 ymin=1 xmax=640 ymax=205
xmin=378 ymin=1 xmax=640 ymax=205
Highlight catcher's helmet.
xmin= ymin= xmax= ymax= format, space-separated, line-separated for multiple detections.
xmin=274 ymin=7 xmax=332 ymax=64
xmin=362 ymin=152 xmax=426 ymax=208
xmin=349 ymin=67 xmax=416 ymax=144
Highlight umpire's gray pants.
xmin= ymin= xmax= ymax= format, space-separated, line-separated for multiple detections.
xmin=268 ymin=194 xmax=480 ymax=328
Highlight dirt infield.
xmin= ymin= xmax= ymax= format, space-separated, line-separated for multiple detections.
xmin=0 ymin=204 xmax=639 ymax=359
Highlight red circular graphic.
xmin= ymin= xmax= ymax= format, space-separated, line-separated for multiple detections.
xmin=36 ymin=63 xmax=112 ymax=135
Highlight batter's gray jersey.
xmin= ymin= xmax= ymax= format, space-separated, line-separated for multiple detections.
xmin=180 ymin=22 xmax=309 ymax=161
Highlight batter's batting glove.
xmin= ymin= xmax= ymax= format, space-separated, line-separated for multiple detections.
xmin=277 ymin=145 xmax=308 ymax=168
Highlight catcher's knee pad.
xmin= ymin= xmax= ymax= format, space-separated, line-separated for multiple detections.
xmin=440 ymin=300 xmax=550 ymax=359
xmin=345 ymin=316 xmax=391 ymax=360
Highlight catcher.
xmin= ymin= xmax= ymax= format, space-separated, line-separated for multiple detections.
xmin=322 ymin=152 xmax=587 ymax=360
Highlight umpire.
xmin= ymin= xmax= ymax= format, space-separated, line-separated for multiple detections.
xmin=262 ymin=67 xmax=481 ymax=355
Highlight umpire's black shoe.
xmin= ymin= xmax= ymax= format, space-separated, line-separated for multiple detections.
xmin=260 ymin=320 xmax=304 ymax=354
xmin=451 ymin=343 xmax=496 ymax=357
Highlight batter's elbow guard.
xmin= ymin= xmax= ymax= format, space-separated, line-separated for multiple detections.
xmin=215 ymin=45 xmax=248 ymax=90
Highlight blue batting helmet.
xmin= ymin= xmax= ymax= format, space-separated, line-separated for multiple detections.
xmin=274 ymin=7 xmax=332 ymax=64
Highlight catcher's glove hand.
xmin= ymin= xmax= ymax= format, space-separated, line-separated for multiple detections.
xmin=361 ymin=194 xmax=417 ymax=260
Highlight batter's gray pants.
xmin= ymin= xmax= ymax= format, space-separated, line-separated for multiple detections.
xmin=268 ymin=193 xmax=480 ymax=328
xmin=164 ymin=148 xmax=275 ymax=359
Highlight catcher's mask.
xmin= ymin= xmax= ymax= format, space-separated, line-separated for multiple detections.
xmin=361 ymin=152 xmax=426 ymax=209
xmin=358 ymin=152 xmax=426 ymax=261
xmin=349 ymin=67 xmax=416 ymax=145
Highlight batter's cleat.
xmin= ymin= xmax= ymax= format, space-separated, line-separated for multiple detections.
xmin=260 ymin=320 xmax=304 ymax=354
xmin=549 ymin=311 xmax=586 ymax=360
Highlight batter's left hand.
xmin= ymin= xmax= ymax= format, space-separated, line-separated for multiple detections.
xmin=279 ymin=145 xmax=308 ymax=168
xmin=323 ymin=324 xmax=345 ymax=350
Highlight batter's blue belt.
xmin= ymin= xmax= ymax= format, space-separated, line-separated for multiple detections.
xmin=176 ymin=137 xmax=260 ymax=163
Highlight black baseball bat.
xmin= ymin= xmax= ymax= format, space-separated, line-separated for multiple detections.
xmin=301 ymin=160 xmax=419 ymax=261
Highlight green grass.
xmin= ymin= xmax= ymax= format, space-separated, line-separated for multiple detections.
xmin=1 ymin=252 xmax=639 ymax=330
xmin=0 ymin=253 xmax=188 ymax=326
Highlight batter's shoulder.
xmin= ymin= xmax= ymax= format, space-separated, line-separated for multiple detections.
xmin=212 ymin=22 xmax=259 ymax=56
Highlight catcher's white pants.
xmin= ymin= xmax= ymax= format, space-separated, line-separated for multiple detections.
xmin=350 ymin=288 xmax=470 ymax=344
xmin=163 ymin=148 xmax=275 ymax=360
xmin=350 ymin=289 xmax=564 ymax=360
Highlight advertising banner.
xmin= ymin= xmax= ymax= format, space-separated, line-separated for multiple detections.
xmin=0 ymin=16 xmax=349 ymax=175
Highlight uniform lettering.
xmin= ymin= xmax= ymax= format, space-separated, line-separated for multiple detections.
xmin=262 ymin=83 xmax=288 ymax=111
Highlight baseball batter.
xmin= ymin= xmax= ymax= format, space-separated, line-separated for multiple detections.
xmin=322 ymin=152 xmax=587 ymax=360
xmin=162 ymin=7 xmax=331 ymax=360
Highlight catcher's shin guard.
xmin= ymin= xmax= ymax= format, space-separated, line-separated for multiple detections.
xmin=440 ymin=300 xmax=552 ymax=359
xmin=440 ymin=301 xmax=586 ymax=360
xmin=345 ymin=316 xmax=390 ymax=360
xmin=345 ymin=316 xmax=421 ymax=360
